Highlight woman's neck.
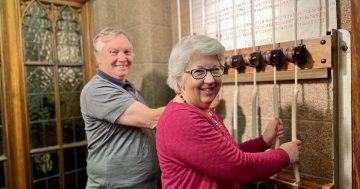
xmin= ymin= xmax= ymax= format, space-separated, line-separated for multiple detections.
xmin=175 ymin=94 xmax=211 ymax=113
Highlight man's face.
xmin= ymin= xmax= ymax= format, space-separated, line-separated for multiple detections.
xmin=96 ymin=34 xmax=134 ymax=81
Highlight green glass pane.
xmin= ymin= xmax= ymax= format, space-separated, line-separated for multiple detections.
xmin=38 ymin=30 xmax=52 ymax=62
xmin=56 ymin=7 xmax=82 ymax=65
xmin=73 ymin=93 xmax=81 ymax=115
xmin=76 ymin=146 xmax=87 ymax=168
xmin=58 ymin=66 xmax=84 ymax=143
xmin=64 ymin=173 xmax=76 ymax=189
xmin=56 ymin=20 xmax=68 ymax=33
xmin=0 ymin=162 xmax=5 ymax=188
xmin=23 ymin=25 xmax=36 ymax=42
xmin=32 ymin=152 xmax=59 ymax=180
xmin=27 ymin=64 xmax=57 ymax=148
xmin=33 ymin=180 xmax=46 ymax=189
xmin=24 ymin=41 xmax=39 ymax=62
xmin=60 ymin=94 xmax=71 ymax=118
xmin=48 ymin=176 xmax=60 ymax=189
xmin=63 ymin=148 xmax=75 ymax=172
xmin=74 ymin=118 xmax=85 ymax=142
xmin=64 ymin=147 xmax=87 ymax=189
xmin=78 ymin=170 xmax=87 ymax=189
xmin=30 ymin=122 xmax=43 ymax=148
xmin=40 ymin=17 xmax=51 ymax=28
xmin=26 ymin=66 xmax=54 ymax=94
xmin=56 ymin=43 xmax=69 ymax=63
xmin=23 ymin=2 xmax=52 ymax=64
xmin=30 ymin=120 xmax=57 ymax=148
xmin=62 ymin=119 xmax=74 ymax=143
xmin=28 ymin=94 xmax=56 ymax=121
xmin=58 ymin=67 xmax=83 ymax=92
xmin=60 ymin=7 xmax=75 ymax=20
xmin=44 ymin=121 xmax=57 ymax=146
xmin=28 ymin=2 xmax=45 ymax=17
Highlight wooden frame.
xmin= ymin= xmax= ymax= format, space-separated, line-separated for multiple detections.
xmin=0 ymin=0 xmax=95 ymax=188
xmin=225 ymin=35 xmax=333 ymax=75
xmin=351 ymin=0 xmax=360 ymax=188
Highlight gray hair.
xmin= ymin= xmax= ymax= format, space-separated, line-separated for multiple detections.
xmin=93 ymin=27 xmax=132 ymax=53
xmin=167 ymin=35 xmax=226 ymax=93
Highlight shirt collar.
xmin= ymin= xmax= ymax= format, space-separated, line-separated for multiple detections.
xmin=97 ymin=70 xmax=132 ymax=89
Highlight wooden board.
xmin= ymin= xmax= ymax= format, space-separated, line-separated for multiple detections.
xmin=351 ymin=0 xmax=360 ymax=188
xmin=268 ymin=171 xmax=334 ymax=189
xmin=225 ymin=35 xmax=333 ymax=74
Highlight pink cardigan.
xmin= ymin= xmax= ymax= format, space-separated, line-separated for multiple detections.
xmin=156 ymin=101 xmax=290 ymax=189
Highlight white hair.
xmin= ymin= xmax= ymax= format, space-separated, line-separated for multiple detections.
xmin=93 ymin=27 xmax=132 ymax=53
xmin=167 ymin=35 xmax=226 ymax=93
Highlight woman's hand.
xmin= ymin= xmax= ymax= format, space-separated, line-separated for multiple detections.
xmin=262 ymin=118 xmax=284 ymax=146
xmin=280 ymin=140 xmax=302 ymax=163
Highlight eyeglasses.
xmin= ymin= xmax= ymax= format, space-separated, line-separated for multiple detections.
xmin=184 ymin=66 xmax=225 ymax=80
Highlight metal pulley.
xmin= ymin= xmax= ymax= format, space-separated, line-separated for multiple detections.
xmin=285 ymin=44 xmax=307 ymax=65
xmin=245 ymin=51 xmax=265 ymax=70
xmin=230 ymin=54 xmax=246 ymax=72
xmin=264 ymin=48 xmax=285 ymax=67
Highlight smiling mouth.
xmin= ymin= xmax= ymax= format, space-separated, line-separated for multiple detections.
xmin=115 ymin=65 xmax=128 ymax=67
xmin=200 ymin=86 xmax=216 ymax=92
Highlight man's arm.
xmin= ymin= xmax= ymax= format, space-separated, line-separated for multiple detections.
xmin=116 ymin=101 xmax=165 ymax=129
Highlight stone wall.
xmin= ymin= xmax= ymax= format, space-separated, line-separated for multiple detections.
xmin=92 ymin=0 xmax=352 ymax=185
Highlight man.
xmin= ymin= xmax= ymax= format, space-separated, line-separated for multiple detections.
xmin=80 ymin=27 xmax=164 ymax=188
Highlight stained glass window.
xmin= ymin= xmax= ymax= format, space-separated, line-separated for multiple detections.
xmin=22 ymin=1 xmax=87 ymax=188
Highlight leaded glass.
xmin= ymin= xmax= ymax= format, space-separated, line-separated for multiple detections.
xmin=59 ymin=67 xmax=84 ymax=143
xmin=27 ymin=67 xmax=55 ymax=120
xmin=23 ymin=2 xmax=52 ymax=63
xmin=0 ymin=162 xmax=5 ymax=188
xmin=32 ymin=152 xmax=60 ymax=189
xmin=21 ymin=1 xmax=87 ymax=188
xmin=64 ymin=147 xmax=87 ymax=189
xmin=30 ymin=121 xmax=57 ymax=148
xmin=27 ymin=66 xmax=57 ymax=148
xmin=56 ymin=7 xmax=82 ymax=65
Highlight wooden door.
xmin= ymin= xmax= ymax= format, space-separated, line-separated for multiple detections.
xmin=0 ymin=0 xmax=95 ymax=188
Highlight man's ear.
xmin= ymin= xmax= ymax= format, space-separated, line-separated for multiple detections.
xmin=94 ymin=52 xmax=101 ymax=66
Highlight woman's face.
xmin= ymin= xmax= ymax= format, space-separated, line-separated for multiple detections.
xmin=180 ymin=53 xmax=222 ymax=111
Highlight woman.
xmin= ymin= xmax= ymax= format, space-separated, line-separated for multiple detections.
xmin=156 ymin=35 xmax=301 ymax=189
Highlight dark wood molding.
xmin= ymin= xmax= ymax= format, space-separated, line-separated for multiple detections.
xmin=351 ymin=0 xmax=360 ymax=188
xmin=1 ymin=0 xmax=31 ymax=188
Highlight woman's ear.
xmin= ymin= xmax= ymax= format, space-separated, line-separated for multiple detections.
xmin=176 ymin=77 xmax=185 ymax=92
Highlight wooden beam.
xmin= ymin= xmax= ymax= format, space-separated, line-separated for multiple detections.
xmin=0 ymin=0 xmax=31 ymax=188
xmin=222 ymin=68 xmax=329 ymax=84
xmin=269 ymin=171 xmax=334 ymax=189
xmin=351 ymin=0 xmax=360 ymax=188
xmin=81 ymin=0 xmax=96 ymax=81
xmin=225 ymin=35 xmax=333 ymax=74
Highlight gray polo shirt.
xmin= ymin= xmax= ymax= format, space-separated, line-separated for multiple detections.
xmin=80 ymin=71 xmax=160 ymax=188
